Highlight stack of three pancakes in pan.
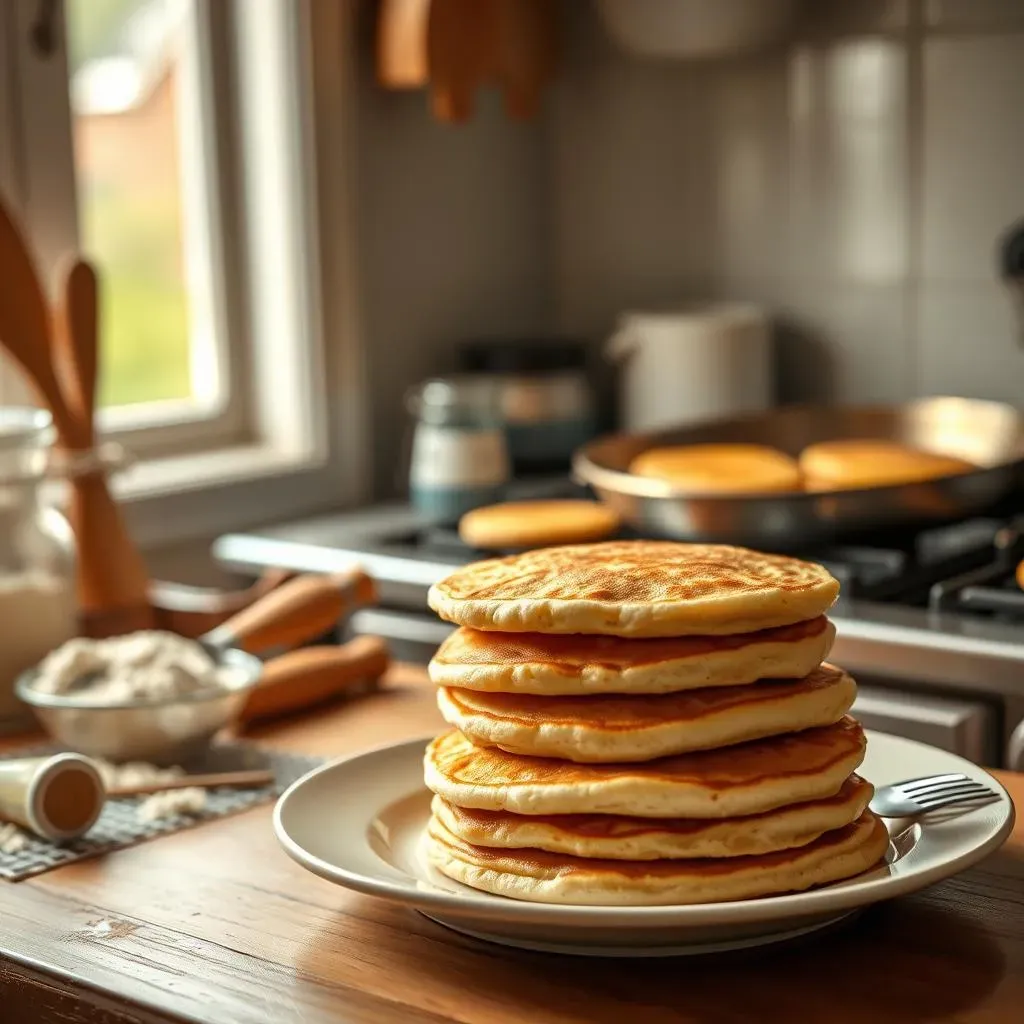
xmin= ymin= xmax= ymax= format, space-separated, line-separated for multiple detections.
xmin=423 ymin=541 xmax=889 ymax=905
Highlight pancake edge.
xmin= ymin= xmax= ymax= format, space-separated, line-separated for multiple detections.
xmin=430 ymin=775 xmax=874 ymax=860
xmin=437 ymin=669 xmax=858 ymax=763
xmin=422 ymin=725 xmax=868 ymax=819
xmin=428 ymin=620 xmax=836 ymax=695
xmin=424 ymin=811 xmax=890 ymax=906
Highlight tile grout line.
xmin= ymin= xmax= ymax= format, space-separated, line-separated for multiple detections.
xmin=904 ymin=0 xmax=926 ymax=397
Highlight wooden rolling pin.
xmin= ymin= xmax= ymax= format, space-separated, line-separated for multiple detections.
xmin=203 ymin=570 xmax=377 ymax=654
xmin=239 ymin=636 xmax=390 ymax=725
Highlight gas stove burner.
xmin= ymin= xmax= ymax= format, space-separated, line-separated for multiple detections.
xmin=402 ymin=512 xmax=1024 ymax=613
xmin=927 ymin=516 xmax=1024 ymax=620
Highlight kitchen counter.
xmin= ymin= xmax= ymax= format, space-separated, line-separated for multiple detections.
xmin=0 ymin=665 xmax=1022 ymax=1024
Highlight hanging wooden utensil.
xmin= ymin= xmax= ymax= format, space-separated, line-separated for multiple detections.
xmin=427 ymin=0 xmax=496 ymax=123
xmin=377 ymin=0 xmax=431 ymax=88
xmin=494 ymin=0 xmax=558 ymax=121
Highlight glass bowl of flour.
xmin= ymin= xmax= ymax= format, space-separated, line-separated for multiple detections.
xmin=15 ymin=631 xmax=261 ymax=764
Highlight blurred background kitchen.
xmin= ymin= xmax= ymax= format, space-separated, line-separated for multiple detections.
xmin=4 ymin=1 xmax=1024 ymax=767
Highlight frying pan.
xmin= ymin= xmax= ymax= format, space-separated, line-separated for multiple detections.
xmin=573 ymin=397 xmax=1024 ymax=549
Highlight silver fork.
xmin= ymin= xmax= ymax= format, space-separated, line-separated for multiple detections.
xmin=870 ymin=773 xmax=999 ymax=817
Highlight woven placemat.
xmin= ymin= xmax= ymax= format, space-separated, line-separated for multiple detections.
xmin=0 ymin=744 xmax=323 ymax=881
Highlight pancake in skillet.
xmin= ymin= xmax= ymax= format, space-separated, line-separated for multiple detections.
xmin=424 ymin=718 xmax=866 ymax=819
xmin=431 ymin=774 xmax=873 ymax=860
xmin=425 ymin=810 xmax=890 ymax=905
xmin=799 ymin=439 xmax=975 ymax=491
xmin=629 ymin=443 xmax=802 ymax=494
xmin=427 ymin=541 xmax=840 ymax=637
xmin=438 ymin=664 xmax=857 ymax=762
xmin=429 ymin=617 xmax=835 ymax=695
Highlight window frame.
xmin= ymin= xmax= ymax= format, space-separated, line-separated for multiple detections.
xmin=0 ymin=0 xmax=369 ymax=547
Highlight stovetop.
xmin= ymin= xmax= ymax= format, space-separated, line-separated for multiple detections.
xmin=213 ymin=483 xmax=1024 ymax=702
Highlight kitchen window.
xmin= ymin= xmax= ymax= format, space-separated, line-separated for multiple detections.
xmin=0 ymin=0 xmax=367 ymax=545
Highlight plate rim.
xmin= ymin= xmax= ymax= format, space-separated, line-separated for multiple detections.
xmin=273 ymin=730 xmax=1015 ymax=926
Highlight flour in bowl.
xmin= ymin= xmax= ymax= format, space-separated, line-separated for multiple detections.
xmin=32 ymin=631 xmax=219 ymax=703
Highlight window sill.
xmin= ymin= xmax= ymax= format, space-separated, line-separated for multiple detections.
xmin=110 ymin=442 xmax=351 ymax=550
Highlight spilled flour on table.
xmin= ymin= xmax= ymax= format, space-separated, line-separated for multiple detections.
xmin=0 ymin=822 xmax=30 ymax=854
xmin=137 ymin=787 xmax=208 ymax=822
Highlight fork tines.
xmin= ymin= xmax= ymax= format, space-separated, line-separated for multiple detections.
xmin=905 ymin=779 xmax=995 ymax=808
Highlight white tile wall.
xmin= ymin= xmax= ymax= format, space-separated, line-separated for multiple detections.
xmin=924 ymin=0 xmax=1024 ymax=31
xmin=918 ymin=282 xmax=1024 ymax=403
xmin=549 ymin=0 xmax=1024 ymax=407
xmin=921 ymin=34 xmax=1024 ymax=281
xmin=357 ymin=62 xmax=551 ymax=495
xmin=352 ymin=0 xmax=1024 ymax=495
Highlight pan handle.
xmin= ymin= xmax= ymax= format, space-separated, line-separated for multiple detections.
xmin=203 ymin=569 xmax=377 ymax=654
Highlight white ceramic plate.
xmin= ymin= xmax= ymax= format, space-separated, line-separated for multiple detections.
xmin=274 ymin=731 xmax=1014 ymax=956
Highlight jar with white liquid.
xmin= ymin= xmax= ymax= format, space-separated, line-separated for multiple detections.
xmin=406 ymin=378 xmax=510 ymax=525
xmin=0 ymin=410 xmax=77 ymax=733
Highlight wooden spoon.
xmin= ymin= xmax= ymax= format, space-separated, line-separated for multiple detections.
xmin=0 ymin=199 xmax=80 ymax=446
xmin=53 ymin=258 xmax=99 ymax=448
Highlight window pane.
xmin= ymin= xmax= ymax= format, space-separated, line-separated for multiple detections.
xmin=66 ymin=0 xmax=206 ymax=410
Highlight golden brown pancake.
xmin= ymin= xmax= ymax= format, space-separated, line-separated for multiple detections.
xmin=799 ymin=439 xmax=976 ymax=491
xmin=424 ymin=718 xmax=866 ymax=819
xmin=629 ymin=444 xmax=802 ymax=494
xmin=431 ymin=774 xmax=873 ymax=860
xmin=429 ymin=617 xmax=835 ymax=695
xmin=458 ymin=500 xmax=620 ymax=550
xmin=425 ymin=810 xmax=889 ymax=905
xmin=427 ymin=541 xmax=840 ymax=637
xmin=438 ymin=664 xmax=857 ymax=762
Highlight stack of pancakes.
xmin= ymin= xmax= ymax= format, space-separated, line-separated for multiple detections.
xmin=423 ymin=541 xmax=889 ymax=905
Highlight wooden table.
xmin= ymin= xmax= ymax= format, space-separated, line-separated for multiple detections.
xmin=0 ymin=666 xmax=1021 ymax=1024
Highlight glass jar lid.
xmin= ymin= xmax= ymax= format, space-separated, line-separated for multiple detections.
xmin=0 ymin=408 xmax=55 ymax=484
xmin=405 ymin=376 xmax=503 ymax=427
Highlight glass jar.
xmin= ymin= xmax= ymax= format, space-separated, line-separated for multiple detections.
xmin=406 ymin=377 xmax=511 ymax=524
xmin=0 ymin=409 xmax=77 ymax=732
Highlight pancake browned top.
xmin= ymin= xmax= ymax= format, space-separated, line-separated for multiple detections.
xmin=441 ymin=663 xmax=853 ymax=730
xmin=427 ymin=541 xmax=840 ymax=636
xmin=799 ymin=439 xmax=976 ymax=491
xmin=427 ymin=717 xmax=865 ymax=791
xmin=433 ymin=617 xmax=831 ymax=671
xmin=629 ymin=443 xmax=803 ymax=494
